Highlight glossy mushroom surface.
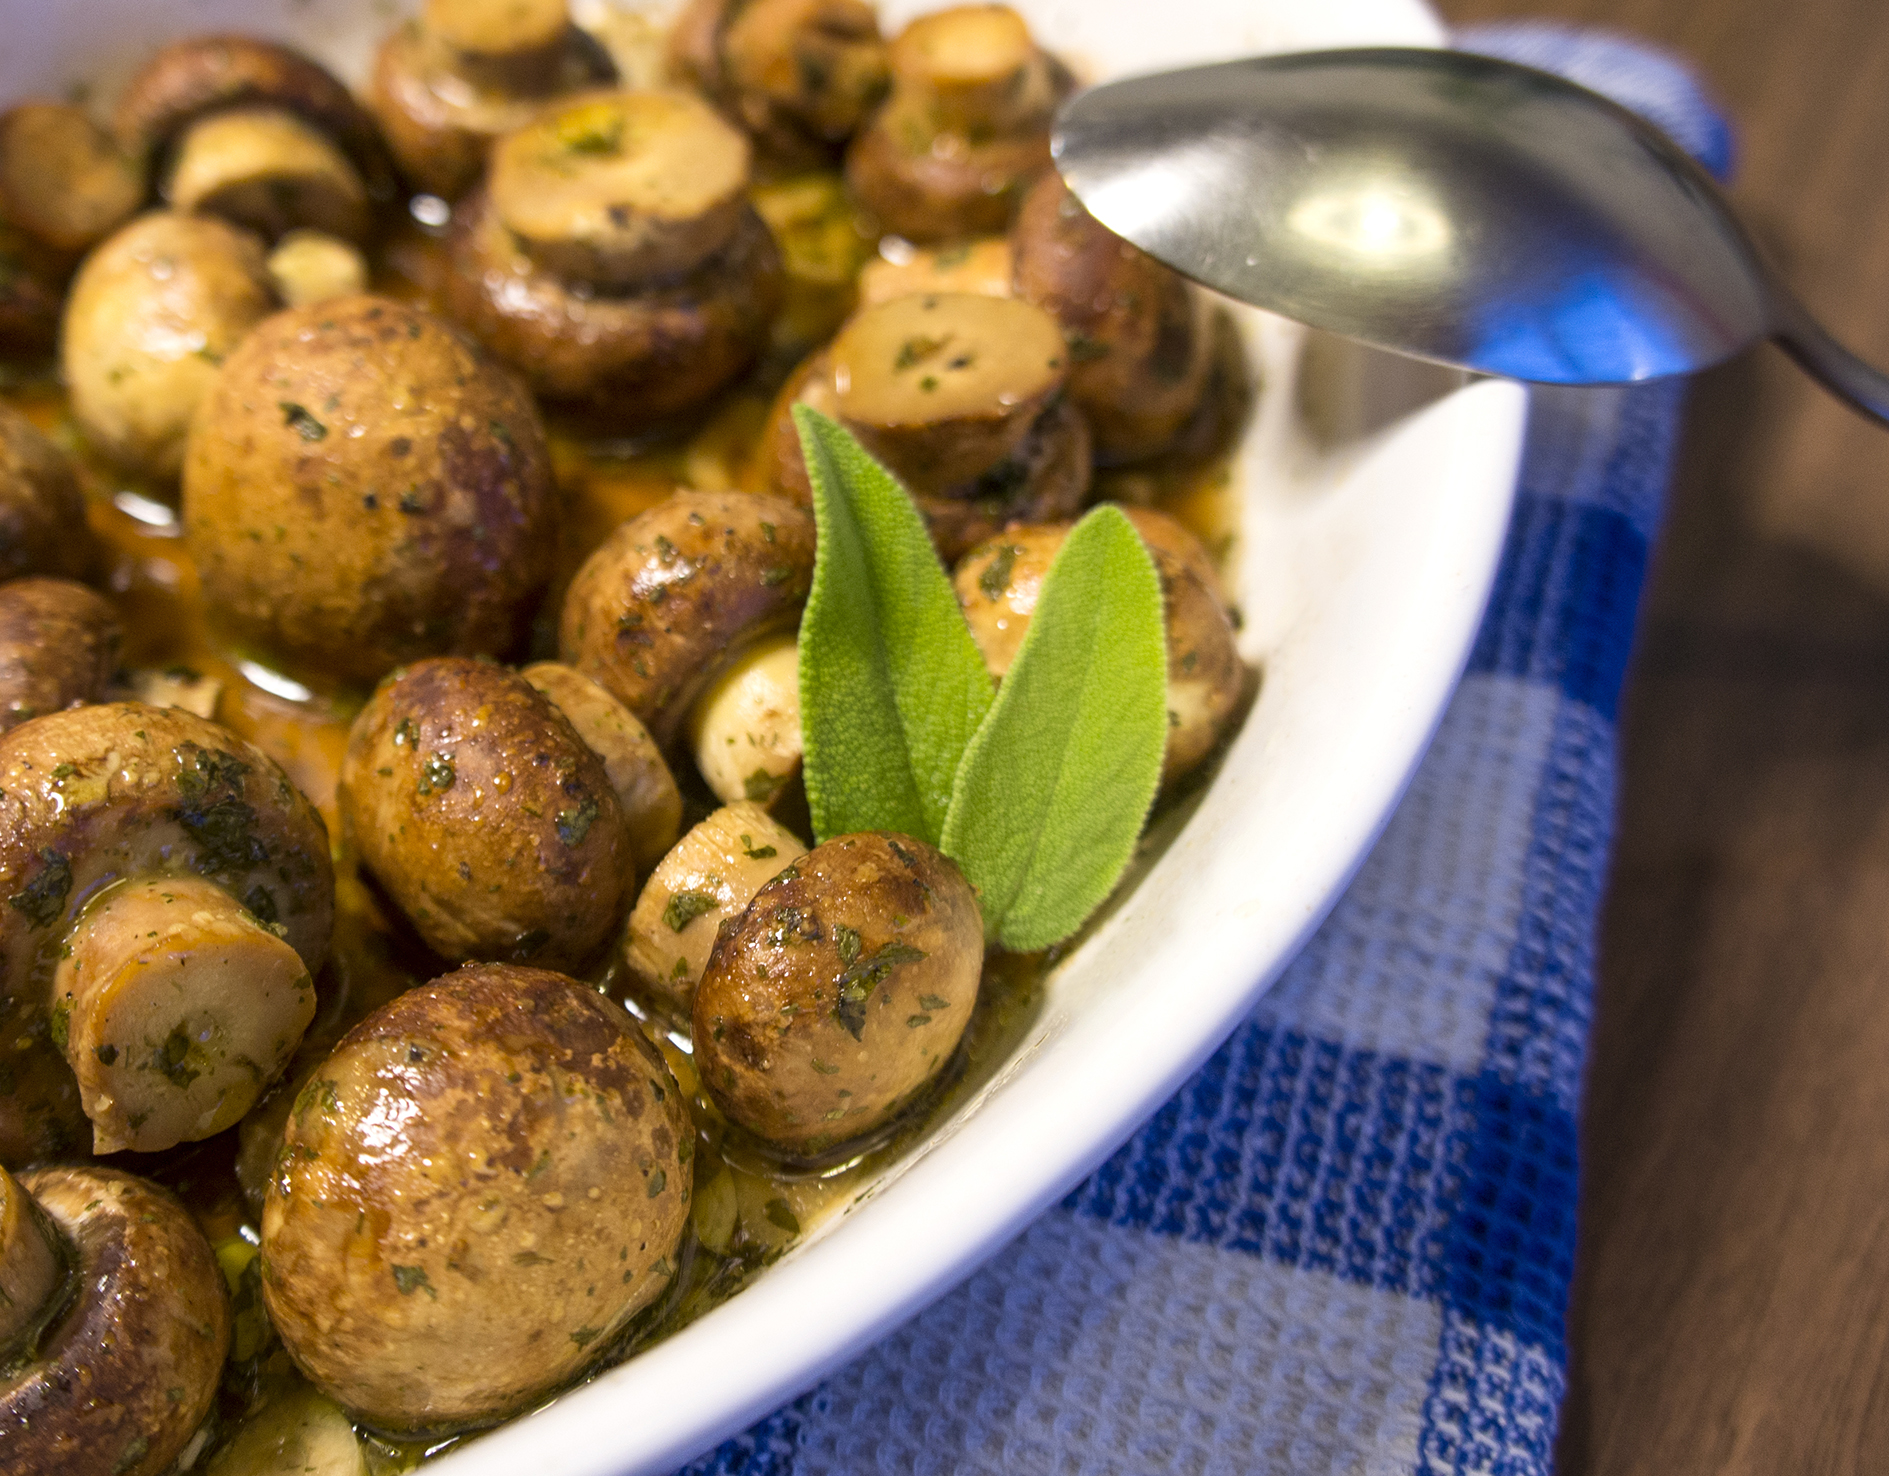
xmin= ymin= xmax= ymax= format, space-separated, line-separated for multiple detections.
xmin=0 ymin=577 xmax=121 ymax=731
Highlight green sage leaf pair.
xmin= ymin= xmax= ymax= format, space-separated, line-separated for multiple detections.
xmin=794 ymin=405 xmax=1167 ymax=953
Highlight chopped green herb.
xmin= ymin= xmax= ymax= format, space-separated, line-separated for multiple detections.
xmin=555 ymin=796 xmax=600 ymax=846
xmin=663 ymin=891 xmax=718 ymax=932
xmin=978 ymin=543 xmax=1021 ymax=601
xmin=8 ymin=848 xmax=71 ymax=928
xmin=833 ymin=942 xmax=926 ymax=1039
xmin=418 ymin=753 xmax=456 ymax=795
xmin=279 ymin=402 xmax=328 ymax=440
xmin=392 ymin=1265 xmax=436 ymax=1298
xmin=646 ymin=1169 xmax=667 ymax=1197
xmin=763 ymin=1199 xmax=801 ymax=1234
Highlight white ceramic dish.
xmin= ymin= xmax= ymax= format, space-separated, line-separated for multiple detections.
xmin=3 ymin=1 xmax=1526 ymax=1470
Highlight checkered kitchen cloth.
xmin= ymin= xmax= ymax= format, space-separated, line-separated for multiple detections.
xmin=682 ymin=26 xmax=1733 ymax=1476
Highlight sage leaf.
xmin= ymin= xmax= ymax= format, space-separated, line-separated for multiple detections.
xmin=794 ymin=405 xmax=995 ymax=844
xmin=940 ymin=505 xmax=1167 ymax=951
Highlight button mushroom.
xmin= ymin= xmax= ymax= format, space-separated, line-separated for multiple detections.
xmin=0 ymin=702 xmax=334 ymax=1160
xmin=0 ymin=578 xmax=120 ymax=732
xmin=558 ymin=489 xmax=816 ymax=750
xmin=0 ymin=102 xmax=144 ymax=257
xmin=752 ymin=292 xmax=1092 ymax=560
xmin=114 ymin=34 xmax=395 ymax=243
xmin=621 ymin=799 xmax=807 ymax=1023
xmin=844 ymin=3 xmax=1068 ymax=242
xmin=693 ymin=831 xmax=981 ymax=1158
xmin=441 ymin=90 xmax=784 ymax=426
xmin=370 ymin=0 xmax=618 ymax=200
xmin=0 ymin=402 xmax=97 ymax=582
xmin=61 ymin=210 xmax=277 ymax=480
xmin=670 ymin=0 xmax=889 ymax=167
xmin=339 ymin=656 xmax=634 ymax=973
xmin=0 ymin=1164 xmax=231 ymax=1476
xmin=953 ymin=507 xmax=1245 ymax=782
xmin=520 ymin=661 xmax=682 ymax=875
xmin=260 ymin=963 xmax=691 ymax=1434
xmin=687 ymin=631 xmax=802 ymax=810
xmin=1012 ymin=172 xmax=1214 ymax=463
xmin=182 ymin=293 xmax=558 ymax=685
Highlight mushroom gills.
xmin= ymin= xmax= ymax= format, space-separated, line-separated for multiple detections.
xmin=166 ymin=107 xmax=371 ymax=243
xmin=55 ymin=876 xmax=316 ymax=1155
xmin=688 ymin=632 xmax=803 ymax=809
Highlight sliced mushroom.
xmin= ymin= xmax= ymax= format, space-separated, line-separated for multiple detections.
xmin=487 ymin=89 xmax=752 ymax=289
xmin=341 ymin=657 xmax=634 ymax=973
xmin=521 ymin=661 xmax=682 ymax=874
xmin=827 ymin=291 xmax=1068 ymax=487
xmin=183 ymin=294 xmax=557 ymax=685
xmin=0 ymin=578 xmax=120 ymax=731
xmin=621 ymin=800 xmax=807 ymax=1023
xmin=204 ymin=1383 xmax=365 ymax=1476
xmin=558 ymin=489 xmax=816 ymax=748
xmin=1012 ymin=171 xmax=1214 ymax=462
xmin=844 ymin=3 xmax=1067 ymax=241
xmin=0 ymin=403 xmax=97 ymax=582
xmin=693 ymin=831 xmax=981 ymax=1157
xmin=1 ymin=1165 xmax=230 ymax=1476
xmin=261 ymin=965 xmax=691 ymax=1433
xmin=165 ymin=107 xmax=370 ymax=244
xmin=0 ymin=702 xmax=334 ymax=1160
xmin=687 ymin=631 xmax=802 ymax=810
xmin=61 ymin=210 xmax=277 ymax=479
xmin=0 ymin=102 xmax=143 ymax=255
xmin=953 ymin=507 xmax=1244 ymax=781
xmin=265 ymin=229 xmax=369 ymax=307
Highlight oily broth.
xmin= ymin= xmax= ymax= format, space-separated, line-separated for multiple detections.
xmin=0 ymin=177 xmax=1247 ymax=1468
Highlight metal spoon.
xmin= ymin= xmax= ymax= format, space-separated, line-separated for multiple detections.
xmin=1051 ymin=46 xmax=1889 ymax=424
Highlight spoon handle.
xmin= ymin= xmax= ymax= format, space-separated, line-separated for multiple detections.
xmin=1769 ymin=291 xmax=1889 ymax=427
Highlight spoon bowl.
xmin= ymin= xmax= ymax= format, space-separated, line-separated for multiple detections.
xmin=1053 ymin=47 xmax=1889 ymax=421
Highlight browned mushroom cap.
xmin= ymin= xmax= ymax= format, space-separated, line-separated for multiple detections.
xmin=687 ymin=0 xmax=888 ymax=163
xmin=113 ymin=34 xmax=394 ymax=201
xmin=693 ymin=831 xmax=982 ymax=1158
xmin=953 ymin=508 xmax=1244 ymax=781
xmin=558 ymin=489 xmax=816 ymax=749
xmin=182 ymin=294 xmax=557 ymax=685
xmin=885 ymin=4 xmax=1057 ymax=132
xmin=0 ymin=103 xmax=144 ymax=255
xmin=61 ymin=210 xmax=277 ymax=479
xmin=1 ymin=1166 xmax=230 ymax=1476
xmin=0 ymin=578 xmax=120 ymax=731
xmin=339 ymin=657 xmax=634 ymax=972
xmin=165 ymin=107 xmax=372 ymax=244
xmin=0 ymin=223 xmax=66 ymax=360
xmin=370 ymin=17 xmax=617 ymax=201
xmin=443 ymin=184 xmax=783 ymax=425
xmin=0 ymin=403 xmax=96 ymax=582
xmin=261 ymin=964 xmax=691 ymax=1434
xmin=1011 ymin=172 xmax=1213 ymax=463
xmin=0 ymin=702 xmax=334 ymax=1160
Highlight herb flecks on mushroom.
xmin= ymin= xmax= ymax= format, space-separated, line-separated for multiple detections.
xmin=261 ymin=964 xmax=691 ymax=1434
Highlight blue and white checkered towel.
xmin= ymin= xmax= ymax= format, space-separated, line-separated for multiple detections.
xmin=682 ymin=26 xmax=1730 ymax=1476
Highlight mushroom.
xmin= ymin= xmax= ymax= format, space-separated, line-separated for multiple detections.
xmin=857 ymin=234 xmax=1014 ymax=306
xmin=1011 ymin=172 xmax=1214 ymax=463
xmin=0 ymin=402 xmax=97 ymax=582
xmin=0 ymin=1164 xmax=230 ymax=1476
xmin=620 ymin=799 xmax=807 ymax=1023
xmin=693 ymin=830 xmax=981 ymax=1158
xmin=844 ymin=4 xmax=1069 ymax=242
xmin=61 ymin=210 xmax=277 ymax=480
xmin=339 ymin=656 xmax=635 ymax=973
xmin=441 ymin=90 xmax=784 ymax=426
xmin=558 ymin=489 xmax=816 ymax=750
xmin=686 ymin=631 xmax=802 ymax=809
xmin=670 ymin=0 xmax=889 ymax=167
xmin=114 ymin=35 xmax=394 ymax=242
xmin=0 ymin=578 xmax=121 ymax=731
xmin=182 ymin=293 xmax=558 ymax=685
xmin=0 ymin=102 xmax=144 ymax=256
xmin=265 ymin=228 xmax=370 ymax=307
xmin=953 ymin=507 xmax=1244 ymax=781
xmin=750 ymin=292 xmax=1092 ymax=560
xmin=203 ymin=1383 xmax=365 ymax=1476
xmin=0 ymin=223 xmax=66 ymax=359
xmin=520 ymin=661 xmax=682 ymax=875
xmin=0 ymin=702 xmax=334 ymax=1160
xmin=370 ymin=0 xmax=618 ymax=200
xmin=260 ymin=964 xmax=691 ymax=1434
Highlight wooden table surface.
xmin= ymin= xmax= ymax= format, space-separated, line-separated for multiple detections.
xmin=1429 ymin=0 xmax=1889 ymax=1470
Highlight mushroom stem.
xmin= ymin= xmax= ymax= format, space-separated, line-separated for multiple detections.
xmin=167 ymin=106 xmax=370 ymax=243
xmin=426 ymin=0 xmax=576 ymax=92
xmin=54 ymin=877 xmax=316 ymax=1155
xmin=0 ymin=1166 xmax=68 ymax=1360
